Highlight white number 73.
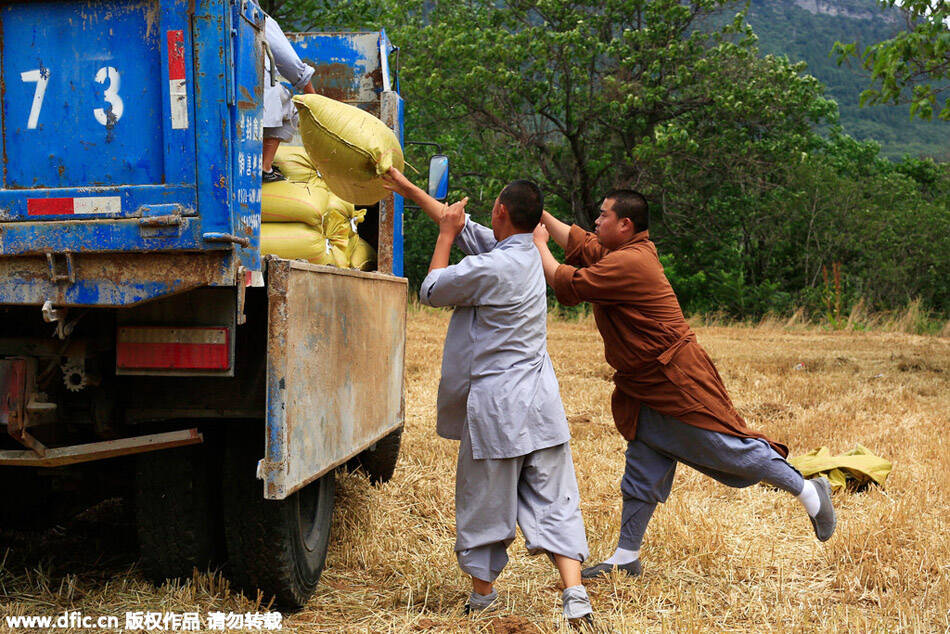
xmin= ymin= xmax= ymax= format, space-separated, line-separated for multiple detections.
xmin=21 ymin=67 xmax=124 ymax=130
xmin=20 ymin=69 xmax=49 ymax=129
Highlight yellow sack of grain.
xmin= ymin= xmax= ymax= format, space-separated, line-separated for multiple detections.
xmin=273 ymin=145 xmax=322 ymax=186
xmin=261 ymin=180 xmax=329 ymax=226
xmin=293 ymin=94 xmax=404 ymax=205
xmin=326 ymin=192 xmax=356 ymax=219
xmin=261 ymin=222 xmax=333 ymax=265
xmin=347 ymin=236 xmax=376 ymax=271
xmin=323 ymin=209 xmax=355 ymax=268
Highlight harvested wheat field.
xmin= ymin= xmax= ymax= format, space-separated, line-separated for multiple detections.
xmin=2 ymin=307 xmax=949 ymax=633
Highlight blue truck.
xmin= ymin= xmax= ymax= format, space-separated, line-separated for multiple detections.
xmin=0 ymin=0 xmax=435 ymax=608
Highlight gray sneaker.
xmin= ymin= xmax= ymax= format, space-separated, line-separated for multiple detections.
xmin=463 ymin=589 xmax=498 ymax=615
xmin=581 ymin=559 xmax=642 ymax=580
xmin=809 ymin=476 xmax=837 ymax=542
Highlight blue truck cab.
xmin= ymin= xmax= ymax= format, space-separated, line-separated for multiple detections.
xmin=0 ymin=0 xmax=412 ymax=607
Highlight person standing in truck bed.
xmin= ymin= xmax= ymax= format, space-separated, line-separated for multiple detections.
xmin=252 ymin=2 xmax=316 ymax=182
xmin=382 ymin=168 xmax=596 ymax=628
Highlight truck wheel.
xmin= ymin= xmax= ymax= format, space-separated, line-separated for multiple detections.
xmin=348 ymin=426 xmax=403 ymax=484
xmin=223 ymin=430 xmax=335 ymax=609
xmin=135 ymin=445 xmax=222 ymax=583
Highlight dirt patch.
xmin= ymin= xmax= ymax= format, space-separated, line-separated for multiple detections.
xmin=486 ymin=616 xmax=543 ymax=634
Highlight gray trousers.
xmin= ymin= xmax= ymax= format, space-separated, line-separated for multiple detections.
xmin=619 ymin=405 xmax=804 ymax=551
xmin=456 ymin=426 xmax=589 ymax=583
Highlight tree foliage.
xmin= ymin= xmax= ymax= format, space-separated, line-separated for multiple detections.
xmin=396 ymin=0 xmax=815 ymax=227
xmin=273 ymin=0 xmax=949 ymax=318
xmin=834 ymin=0 xmax=950 ymax=121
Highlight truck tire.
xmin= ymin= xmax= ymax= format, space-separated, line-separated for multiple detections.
xmin=223 ymin=430 xmax=335 ymax=609
xmin=135 ymin=445 xmax=222 ymax=583
xmin=348 ymin=426 xmax=403 ymax=484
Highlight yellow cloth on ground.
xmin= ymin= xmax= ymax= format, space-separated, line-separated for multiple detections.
xmin=293 ymin=93 xmax=403 ymax=205
xmin=261 ymin=180 xmax=329 ymax=226
xmin=788 ymin=445 xmax=892 ymax=491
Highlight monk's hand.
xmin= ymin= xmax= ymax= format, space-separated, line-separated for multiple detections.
xmin=439 ymin=197 xmax=468 ymax=237
xmin=533 ymin=222 xmax=550 ymax=248
xmin=380 ymin=167 xmax=413 ymax=197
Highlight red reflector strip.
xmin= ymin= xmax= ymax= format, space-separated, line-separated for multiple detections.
xmin=167 ymin=30 xmax=186 ymax=81
xmin=167 ymin=30 xmax=189 ymax=130
xmin=117 ymin=327 xmax=230 ymax=370
xmin=28 ymin=198 xmax=73 ymax=215
xmin=27 ymin=196 xmax=121 ymax=216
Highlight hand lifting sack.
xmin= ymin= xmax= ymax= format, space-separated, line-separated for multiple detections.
xmin=273 ymin=145 xmax=323 ymax=186
xmin=261 ymin=222 xmax=334 ymax=265
xmin=261 ymin=180 xmax=329 ymax=226
xmin=293 ymin=94 xmax=404 ymax=205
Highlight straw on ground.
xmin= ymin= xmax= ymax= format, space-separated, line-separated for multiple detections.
xmin=1 ymin=308 xmax=948 ymax=633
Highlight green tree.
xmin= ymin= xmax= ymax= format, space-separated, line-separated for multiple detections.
xmin=396 ymin=0 xmax=814 ymax=227
xmin=834 ymin=0 xmax=950 ymax=121
xmin=267 ymin=0 xmax=949 ymax=316
xmin=256 ymin=0 xmax=386 ymax=28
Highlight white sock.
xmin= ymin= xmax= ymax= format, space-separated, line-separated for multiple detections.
xmin=797 ymin=479 xmax=821 ymax=517
xmin=603 ymin=547 xmax=639 ymax=566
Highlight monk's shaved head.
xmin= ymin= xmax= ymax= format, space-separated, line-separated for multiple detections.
xmin=605 ymin=189 xmax=649 ymax=233
xmin=499 ymin=180 xmax=543 ymax=231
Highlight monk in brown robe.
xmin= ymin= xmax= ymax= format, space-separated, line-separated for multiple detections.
xmin=533 ymin=190 xmax=837 ymax=579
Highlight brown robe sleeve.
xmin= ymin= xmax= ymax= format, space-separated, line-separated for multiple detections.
xmin=553 ymin=249 xmax=647 ymax=307
xmin=564 ymin=225 xmax=608 ymax=267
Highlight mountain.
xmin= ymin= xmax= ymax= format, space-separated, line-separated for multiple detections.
xmin=731 ymin=0 xmax=949 ymax=159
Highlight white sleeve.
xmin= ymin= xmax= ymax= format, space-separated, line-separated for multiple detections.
xmin=264 ymin=16 xmax=315 ymax=90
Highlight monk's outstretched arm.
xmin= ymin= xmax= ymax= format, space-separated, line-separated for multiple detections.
xmin=533 ymin=224 xmax=560 ymax=287
xmin=540 ymin=210 xmax=571 ymax=249
xmin=382 ymin=167 xmax=465 ymax=225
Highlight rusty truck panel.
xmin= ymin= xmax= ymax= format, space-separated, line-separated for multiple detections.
xmin=0 ymin=252 xmax=237 ymax=307
xmin=263 ymin=258 xmax=406 ymax=500
xmin=286 ymin=31 xmax=383 ymax=110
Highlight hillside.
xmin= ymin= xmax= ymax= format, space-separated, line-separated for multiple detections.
xmin=731 ymin=0 xmax=949 ymax=159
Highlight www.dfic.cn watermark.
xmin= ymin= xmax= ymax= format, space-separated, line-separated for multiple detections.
xmin=4 ymin=610 xmax=283 ymax=630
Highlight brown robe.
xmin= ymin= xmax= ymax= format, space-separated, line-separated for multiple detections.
xmin=552 ymin=225 xmax=788 ymax=457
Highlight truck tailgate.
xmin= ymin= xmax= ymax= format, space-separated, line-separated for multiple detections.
xmin=262 ymin=258 xmax=407 ymax=499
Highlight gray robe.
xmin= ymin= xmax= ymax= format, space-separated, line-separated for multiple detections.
xmin=419 ymin=216 xmax=570 ymax=459
xmin=420 ymin=217 xmax=587 ymax=580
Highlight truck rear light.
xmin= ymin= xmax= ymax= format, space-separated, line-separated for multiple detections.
xmin=116 ymin=327 xmax=230 ymax=370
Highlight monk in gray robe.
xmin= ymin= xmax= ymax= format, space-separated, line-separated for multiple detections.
xmin=533 ymin=189 xmax=837 ymax=579
xmin=382 ymin=168 xmax=594 ymax=626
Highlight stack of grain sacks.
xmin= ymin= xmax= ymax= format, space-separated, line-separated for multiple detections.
xmin=259 ymin=94 xmax=405 ymax=272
